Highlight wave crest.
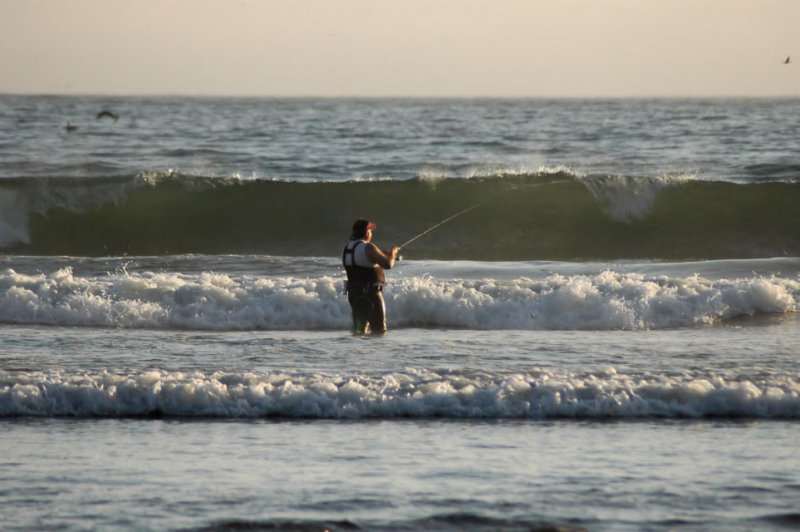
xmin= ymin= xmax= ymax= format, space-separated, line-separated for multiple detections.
xmin=3 ymin=367 xmax=798 ymax=419
xmin=1 ymin=267 xmax=797 ymax=331
xmin=2 ymin=172 xmax=800 ymax=259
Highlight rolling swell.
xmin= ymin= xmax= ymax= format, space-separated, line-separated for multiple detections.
xmin=2 ymin=172 xmax=800 ymax=259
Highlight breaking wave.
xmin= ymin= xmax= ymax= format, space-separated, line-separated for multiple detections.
xmin=2 ymin=367 xmax=799 ymax=419
xmin=0 ymin=266 xmax=797 ymax=331
xmin=2 ymin=171 xmax=800 ymax=259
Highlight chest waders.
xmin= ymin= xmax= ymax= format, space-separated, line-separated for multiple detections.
xmin=342 ymin=240 xmax=387 ymax=334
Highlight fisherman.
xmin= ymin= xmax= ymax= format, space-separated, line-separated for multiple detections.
xmin=342 ymin=219 xmax=401 ymax=334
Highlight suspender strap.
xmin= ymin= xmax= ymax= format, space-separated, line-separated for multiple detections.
xmin=342 ymin=240 xmax=363 ymax=268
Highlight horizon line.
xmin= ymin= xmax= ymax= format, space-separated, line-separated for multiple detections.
xmin=3 ymin=91 xmax=800 ymax=100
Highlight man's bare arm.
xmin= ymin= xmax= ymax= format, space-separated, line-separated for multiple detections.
xmin=366 ymin=243 xmax=400 ymax=269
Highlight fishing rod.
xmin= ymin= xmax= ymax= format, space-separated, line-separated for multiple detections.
xmin=398 ymin=202 xmax=483 ymax=250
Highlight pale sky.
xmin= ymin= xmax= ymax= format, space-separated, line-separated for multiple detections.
xmin=1 ymin=0 xmax=798 ymax=98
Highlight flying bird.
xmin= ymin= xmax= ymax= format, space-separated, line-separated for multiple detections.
xmin=96 ymin=110 xmax=119 ymax=122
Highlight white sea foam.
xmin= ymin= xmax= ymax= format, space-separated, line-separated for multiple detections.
xmin=2 ymin=368 xmax=798 ymax=419
xmin=0 ymin=268 xmax=797 ymax=331
xmin=417 ymin=164 xmax=579 ymax=182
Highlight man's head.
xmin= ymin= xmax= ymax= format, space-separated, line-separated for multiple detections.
xmin=351 ymin=218 xmax=377 ymax=241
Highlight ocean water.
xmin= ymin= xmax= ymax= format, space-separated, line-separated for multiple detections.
xmin=1 ymin=96 xmax=799 ymax=531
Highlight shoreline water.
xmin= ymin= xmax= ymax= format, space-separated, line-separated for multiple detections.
xmin=3 ymin=416 xmax=798 ymax=532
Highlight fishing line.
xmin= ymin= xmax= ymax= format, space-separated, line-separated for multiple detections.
xmin=395 ymin=179 xmax=561 ymax=254
xmin=399 ymin=202 xmax=483 ymax=249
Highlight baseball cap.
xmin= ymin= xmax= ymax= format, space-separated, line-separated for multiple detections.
xmin=352 ymin=219 xmax=377 ymax=233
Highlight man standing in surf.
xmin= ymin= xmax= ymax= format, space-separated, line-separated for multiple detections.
xmin=342 ymin=219 xmax=401 ymax=335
